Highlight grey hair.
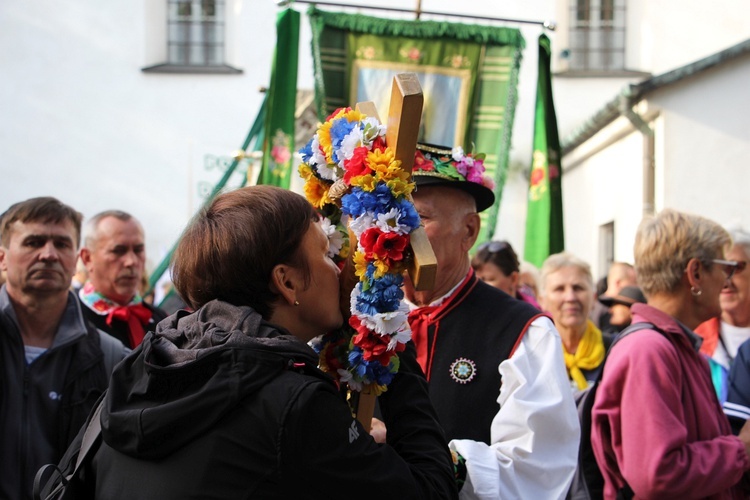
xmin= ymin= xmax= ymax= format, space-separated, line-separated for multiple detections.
xmin=83 ymin=210 xmax=137 ymax=248
xmin=539 ymin=252 xmax=594 ymax=298
xmin=729 ymin=228 xmax=750 ymax=257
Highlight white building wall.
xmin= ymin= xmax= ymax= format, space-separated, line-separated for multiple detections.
xmin=651 ymin=55 xmax=750 ymax=230
xmin=561 ymin=129 xmax=643 ymax=276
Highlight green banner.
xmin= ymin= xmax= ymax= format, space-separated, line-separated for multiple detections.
xmin=259 ymin=8 xmax=300 ymax=188
xmin=308 ymin=6 xmax=524 ymax=242
xmin=524 ymin=34 xmax=564 ymax=268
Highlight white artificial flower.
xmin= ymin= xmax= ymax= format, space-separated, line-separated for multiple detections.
xmin=338 ymin=369 xmax=363 ymax=392
xmin=310 ymin=136 xmax=327 ymax=167
xmin=319 ymin=217 xmax=344 ymax=258
xmin=451 ymin=146 xmax=465 ymax=162
xmin=360 ymin=307 xmax=410 ymax=336
xmin=317 ymin=162 xmax=338 ymax=181
xmin=388 ymin=321 xmax=412 ymax=350
xmin=349 ymin=213 xmax=374 ymax=240
xmin=361 ymin=117 xmax=386 ymax=144
xmin=339 ymin=127 xmax=364 ymax=164
xmin=375 ymin=208 xmax=410 ymax=235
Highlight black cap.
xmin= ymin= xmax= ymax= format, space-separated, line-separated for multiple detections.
xmin=598 ymin=285 xmax=647 ymax=307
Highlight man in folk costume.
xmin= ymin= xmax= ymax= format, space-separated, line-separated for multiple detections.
xmin=79 ymin=210 xmax=166 ymax=349
xmin=405 ymin=144 xmax=579 ymax=499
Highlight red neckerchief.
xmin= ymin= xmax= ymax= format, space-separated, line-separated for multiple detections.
xmin=106 ymin=303 xmax=152 ymax=347
xmin=408 ymin=270 xmax=477 ymax=380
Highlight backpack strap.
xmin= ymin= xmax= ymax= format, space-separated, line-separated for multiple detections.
xmin=33 ymin=397 xmax=105 ymax=500
xmin=595 ymin=322 xmax=656 ymax=384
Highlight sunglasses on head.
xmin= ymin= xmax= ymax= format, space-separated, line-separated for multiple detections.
xmin=478 ymin=241 xmax=509 ymax=254
xmin=712 ymin=259 xmax=748 ymax=280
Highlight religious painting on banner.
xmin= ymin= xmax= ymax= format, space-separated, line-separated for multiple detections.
xmin=308 ymin=6 xmax=525 ymax=242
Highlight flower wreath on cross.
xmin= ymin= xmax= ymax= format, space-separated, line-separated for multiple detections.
xmin=298 ymin=107 xmax=421 ymax=395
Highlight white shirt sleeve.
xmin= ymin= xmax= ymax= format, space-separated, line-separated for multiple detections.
xmin=450 ymin=316 xmax=580 ymax=500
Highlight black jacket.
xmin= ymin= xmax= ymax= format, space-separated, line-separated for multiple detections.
xmin=87 ymin=300 xmax=457 ymax=499
xmin=79 ymin=299 xmax=167 ymax=349
xmin=0 ymin=288 xmax=127 ymax=500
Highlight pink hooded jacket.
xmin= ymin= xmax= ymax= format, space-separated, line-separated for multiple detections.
xmin=591 ymin=303 xmax=749 ymax=499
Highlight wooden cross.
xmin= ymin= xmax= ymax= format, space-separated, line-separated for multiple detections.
xmin=342 ymin=73 xmax=437 ymax=430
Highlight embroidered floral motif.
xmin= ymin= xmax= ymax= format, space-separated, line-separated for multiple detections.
xmin=399 ymin=46 xmax=422 ymax=62
xmin=449 ymin=358 xmax=477 ymax=384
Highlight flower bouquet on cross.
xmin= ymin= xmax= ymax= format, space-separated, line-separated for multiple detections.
xmin=299 ymin=106 xmax=422 ymax=401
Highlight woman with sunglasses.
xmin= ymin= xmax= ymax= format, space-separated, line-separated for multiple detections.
xmin=591 ymin=209 xmax=750 ymax=498
xmin=471 ymin=240 xmax=541 ymax=309
xmin=696 ymin=228 xmax=750 ymax=403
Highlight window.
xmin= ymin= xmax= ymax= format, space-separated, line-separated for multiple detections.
xmin=568 ymin=0 xmax=626 ymax=72
xmin=168 ymin=0 xmax=225 ymax=66
xmin=143 ymin=0 xmax=240 ymax=73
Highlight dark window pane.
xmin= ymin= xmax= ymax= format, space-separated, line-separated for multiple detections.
xmin=167 ymin=0 xmax=225 ymax=67
xmin=576 ymin=0 xmax=590 ymax=22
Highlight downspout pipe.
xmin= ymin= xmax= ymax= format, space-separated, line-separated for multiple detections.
xmin=619 ymin=90 xmax=655 ymax=217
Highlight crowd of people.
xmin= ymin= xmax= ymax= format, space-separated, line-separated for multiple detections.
xmin=3 ymin=156 xmax=750 ymax=498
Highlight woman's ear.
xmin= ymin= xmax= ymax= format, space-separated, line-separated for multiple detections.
xmin=686 ymin=258 xmax=702 ymax=288
xmin=270 ymin=263 xmax=299 ymax=306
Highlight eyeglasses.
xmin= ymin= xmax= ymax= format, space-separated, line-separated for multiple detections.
xmin=712 ymin=259 xmax=748 ymax=280
xmin=478 ymin=241 xmax=509 ymax=254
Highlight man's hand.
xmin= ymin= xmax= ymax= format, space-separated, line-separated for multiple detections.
xmin=369 ymin=417 xmax=387 ymax=443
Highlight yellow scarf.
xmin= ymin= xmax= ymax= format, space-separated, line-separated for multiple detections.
xmin=563 ymin=320 xmax=605 ymax=390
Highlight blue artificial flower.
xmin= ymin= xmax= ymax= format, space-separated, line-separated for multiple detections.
xmin=395 ymin=198 xmax=421 ymax=232
xmin=356 ymin=281 xmax=402 ymax=315
xmin=341 ymin=191 xmax=365 ymax=218
xmin=372 ymin=183 xmax=395 ymax=213
xmin=299 ymin=139 xmax=314 ymax=164
xmin=329 ymin=118 xmax=357 ymax=163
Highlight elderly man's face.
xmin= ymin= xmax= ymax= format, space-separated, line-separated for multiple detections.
xmin=720 ymin=245 xmax=750 ymax=322
xmin=411 ymin=186 xmax=475 ymax=291
xmin=82 ymin=217 xmax=145 ymax=305
xmin=0 ymin=219 xmax=78 ymax=298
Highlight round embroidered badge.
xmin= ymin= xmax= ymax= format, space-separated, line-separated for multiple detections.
xmin=449 ymin=358 xmax=477 ymax=384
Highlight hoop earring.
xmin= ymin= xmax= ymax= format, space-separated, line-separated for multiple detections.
xmin=690 ymin=286 xmax=702 ymax=297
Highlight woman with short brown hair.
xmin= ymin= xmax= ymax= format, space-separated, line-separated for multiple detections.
xmin=81 ymin=186 xmax=456 ymax=499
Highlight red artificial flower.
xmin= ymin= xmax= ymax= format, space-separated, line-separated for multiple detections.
xmin=353 ymin=328 xmax=395 ymax=366
xmin=371 ymin=136 xmax=387 ymax=152
xmin=414 ymin=150 xmax=435 ymax=172
xmin=374 ymin=231 xmax=408 ymax=264
xmin=326 ymin=107 xmax=348 ymax=122
xmin=343 ymin=146 xmax=371 ymax=183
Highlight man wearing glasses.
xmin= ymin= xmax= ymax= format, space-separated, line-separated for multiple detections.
xmin=696 ymin=228 xmax=750 ymax=403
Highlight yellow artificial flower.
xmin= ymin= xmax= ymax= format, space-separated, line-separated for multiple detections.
xmin=372 ymin=258 xmax=390 ymax=279
xmin=303 ymin=177 xmax=332 ymax=209
xmin=353 ymin=251 xmax=368 ymax=281
xmin=298 ymin=163 xmax=314 ymax=181
xmin=350 ymin=174 xmax=377 ymax=191
xmin=367 ymin=383 xmax=388 ymax=397
xmin=387 ymin=177 xmax=415 ymax=198
xmin=317 ymin=122 xmax=334 ymax=162
xmin=341 ymin=108 xmax=364 ymax=123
